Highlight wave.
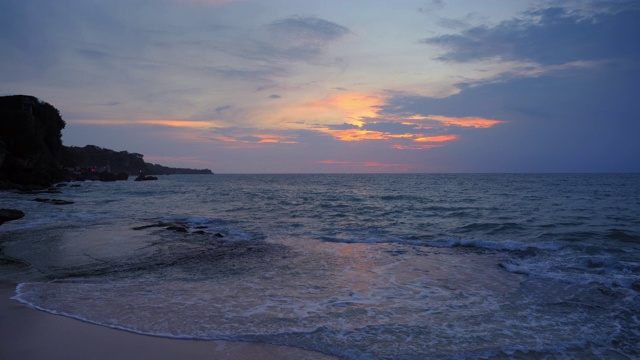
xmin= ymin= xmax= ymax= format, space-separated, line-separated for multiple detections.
xmin=426 ymin=238 xmax=563 ymax=252
xmin=319 ymin=234 xmax=562 ymax=253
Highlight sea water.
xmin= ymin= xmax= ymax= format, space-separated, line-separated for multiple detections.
xmin=1 ymin=174 xmax=639 ymax=359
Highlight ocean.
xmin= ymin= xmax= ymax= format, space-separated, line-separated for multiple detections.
xmin=1 ymin=174 xmax=639 ymax=359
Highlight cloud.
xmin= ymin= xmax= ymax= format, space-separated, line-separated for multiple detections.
xmin=327 ymin=123 xmax=359 ymax=130
xmin=266 ymin=16 xmax=350 ymax=43
xmin=422 ymin=5 xmax=640 ymax=64
xmin=268 ymin=94 xmax=281 ymax=99
xmin=72 ymin=119 xmax=224 ymax=129
xmin=424 ymin=115 xmax=504 ymax=128
xmin=206 ymin=127 xmax=299 ymax=146
xmin=417 ymin=0 xmax=445 ymax=14
xmin=361 ymin=122 xmax=419 ymax=134
xmin=260 ymin=16 xmax=350 ymax=62
xmin=414 ymin=134 xmax=458 ymax=142
xmin=77 ymin=49 xmax=111 ymax=60
xmin=380 ymin=58 xmax=640 ymax=171
xmin=215 ymin=105 xmax=232 ymax=116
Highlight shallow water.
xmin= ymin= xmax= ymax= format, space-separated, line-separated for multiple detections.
xmin=1 ymin=174 xmax=639 ymax=359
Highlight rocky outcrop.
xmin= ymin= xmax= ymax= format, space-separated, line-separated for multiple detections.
xmin=0 ymin=95 xmax=68 ymax=189
xmin=135 ymin=175 xmax=158 ymax=181
xmin=145 ymin=162 xmax=213 ymax=175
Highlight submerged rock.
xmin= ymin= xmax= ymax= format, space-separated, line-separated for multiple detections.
xmin=132 ymin=221 xmax=225 ymax=238
xmin=0 ymin=209 xmax=25 ymax=225
xmin=132 ymin=222 xmax=171 ymax=230
xmin=166 ymin=225 xmax=189 ymax=233
xmin=33 ymin=198 xmax=74 ymax=205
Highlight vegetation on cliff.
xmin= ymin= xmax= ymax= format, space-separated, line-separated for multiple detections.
xmin=62 ymin=145 xmax=213 ymax=175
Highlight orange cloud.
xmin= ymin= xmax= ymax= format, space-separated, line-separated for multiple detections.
xmin=251 ymin=133 xmax=298 ymax=144
xmin=322 ymin=128 xmax=386 ymax=141
xmin=208 ymin=132 xmax=298 ymax=147
xmin=393 ymin=144 xmax=444 ymax=150
xmin=72 ymin=119 xmax=225 ymax=129
xmin=414 ymin=134 xmax=458 ymax=142
xmin=320 ymin=128 xmax=419 ymax=142
xmin=425 ymin=115 xmax=503 ymax=128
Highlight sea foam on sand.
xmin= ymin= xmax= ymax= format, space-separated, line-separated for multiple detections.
xmin=0 ymin=281 xmax=336 ymax=360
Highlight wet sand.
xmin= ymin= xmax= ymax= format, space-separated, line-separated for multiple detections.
xmin=0 ymin=281 xmax=335 ymax=360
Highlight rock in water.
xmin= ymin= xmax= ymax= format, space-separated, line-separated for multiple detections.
xmin=135 ymin=175 xmax=158 ymax=181
xmin=0 ymin=209 xmax=25 ymax=225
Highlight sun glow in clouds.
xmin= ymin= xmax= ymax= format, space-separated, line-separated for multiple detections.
xmin=425 ymin=115 xmax=504 ymax=128
xmin=72 ymin=119 xmax=227 ymax=129
xmin=70 ymin=92 xmax=504 ymax=152
xmin=414 ymin=134 xmax=458 ymax=142
xmin=272 ymin=92 xmax=386 ymax=128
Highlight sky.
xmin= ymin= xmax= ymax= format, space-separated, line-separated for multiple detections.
xmin=1 ymin=0 xmax=639 ymax=173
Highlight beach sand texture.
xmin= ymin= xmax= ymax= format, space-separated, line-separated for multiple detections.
xmin=0 ymin=282 xmax=336 ymax=360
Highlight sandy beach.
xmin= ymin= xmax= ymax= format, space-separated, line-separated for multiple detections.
xmin=0 ymin=281 xmax=335 ymax=360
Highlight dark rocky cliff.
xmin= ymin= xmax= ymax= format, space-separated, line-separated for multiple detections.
xmin=0 ymin=95 xmax=67 ymax=188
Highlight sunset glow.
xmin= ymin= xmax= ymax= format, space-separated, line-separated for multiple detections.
xmin=73 ymin=119 xmax=225 ymax=129
xmin=425 ymin=116 xmax=504 ymax=129
xmin=414 ymin=135 xmax=458 ymax=143
xmin=3 ymin=0 xmax=637 ymax=173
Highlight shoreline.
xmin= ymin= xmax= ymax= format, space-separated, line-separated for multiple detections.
xmin=0 ymin=281 xmax=336 ymax=360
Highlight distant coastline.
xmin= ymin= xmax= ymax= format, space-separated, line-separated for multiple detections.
xmin=63 ymin=144 xmax=214 ymax=178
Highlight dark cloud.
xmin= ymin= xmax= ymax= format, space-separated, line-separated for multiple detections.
xmin=205 ymin=65 xmax=287 ymax=83
xmin=266 ymin=16 xmax=350 ymax=43
xmin=215 ymin=105 xmax=232 ymax=116
xmin=418 ymin=0 xmax=445 ymax=14
xmin=268 ymin=94 xmax=281 ymax=99
xmin=362 ymin=122 xmax=420 ymax=134
xmin=422 ymin=6 xmax=640 ymax=64
xmin=381 ymin=61 xmax=640 ymax=172
xmin=237 ymin=135 xmax=262 ymax=142
xmin=327 ymin=123 xmax=359 ymax=130
xmin=260 ymin=16 xmax=350 ymax=62
xmin=77 ymin=49 xmax=110 ymax=60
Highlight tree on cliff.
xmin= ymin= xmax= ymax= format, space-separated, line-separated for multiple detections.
xmin=0 ymin=95 xmax=67 ymax=187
